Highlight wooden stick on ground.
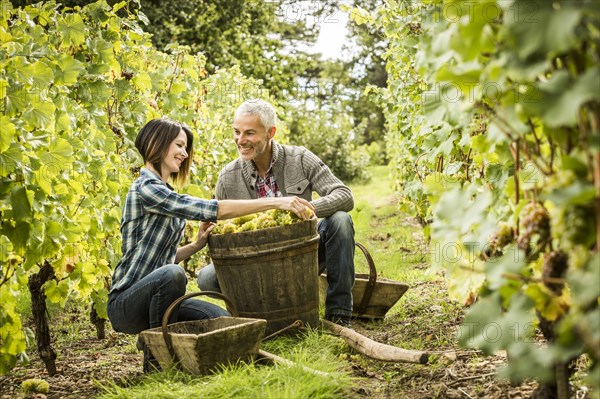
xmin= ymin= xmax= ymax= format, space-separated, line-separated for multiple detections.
xmin=257 ymin=349 xmax=331 ymax=377
xmin=322 ymin=319 xmax=429 ymax=364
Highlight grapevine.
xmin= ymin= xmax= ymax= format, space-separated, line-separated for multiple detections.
xmin=0 ymin=0 xmax=265 ymax=375
xmin=353 ymin=0 xmax=600 ymax=396
xmin=541 ymin=250 xmax=568 ymax=295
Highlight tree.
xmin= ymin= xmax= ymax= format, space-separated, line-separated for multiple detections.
xmin=9 ymin=0 xmax=338 ymax=100
xmin=345 ymin=0 xmax=388 ymax=147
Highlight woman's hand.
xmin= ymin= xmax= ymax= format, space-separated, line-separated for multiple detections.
xmin=175 ymin=221 xmax=215 ymax=263
xmin=276 ymin=197 xmax=316 ymax=219
xmin=194 ymin=221 xmax=215 ymax=249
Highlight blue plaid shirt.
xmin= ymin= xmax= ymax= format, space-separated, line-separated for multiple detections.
xmin=110 ymin=168 xmax=218 ymax=293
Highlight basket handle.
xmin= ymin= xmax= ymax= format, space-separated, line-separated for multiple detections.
xmin=354 ymin=242 xmax=377 ymax=315
xmin=161 ymin=291 xmax=239 ymax=366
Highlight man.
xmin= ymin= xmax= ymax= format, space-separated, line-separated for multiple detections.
xmin=198 ymin=99 xmax=355 ymax=326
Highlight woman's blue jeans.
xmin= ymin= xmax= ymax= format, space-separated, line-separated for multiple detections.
xmin=108 ymin=264 xmax=230 ymax=334
xmin=197 ymin=211 xmax=355 ymax=320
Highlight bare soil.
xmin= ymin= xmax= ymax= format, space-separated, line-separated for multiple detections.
xmin=0 ymin=312 xmax=143 ymax=399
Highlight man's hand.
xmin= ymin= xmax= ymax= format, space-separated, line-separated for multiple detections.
xmin=276 ymin=197 xmax=316 ymax=220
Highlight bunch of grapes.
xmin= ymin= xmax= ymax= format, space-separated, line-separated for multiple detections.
xmin=545 ymin=170 xmax=595 ymax=249
xmin=550 ymin=205 xmax=595 ymax=249
xmin=517 ymin=202 xmax=550 ymax=254
xmin=487 ymin=222 xmax=515 ymax=257
xmin=212 ymin=208 xmax=313 ymax=235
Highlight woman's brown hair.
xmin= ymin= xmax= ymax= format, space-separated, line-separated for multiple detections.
xmin=135 ymin=118 xmax=194 ymax=186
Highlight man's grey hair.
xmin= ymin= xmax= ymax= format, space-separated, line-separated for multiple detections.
xmin=235 ymin=99 xmax=277 ymax=131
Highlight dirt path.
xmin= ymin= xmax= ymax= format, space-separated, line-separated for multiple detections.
xmin=342 ymin=213 xmax=539 ymax=398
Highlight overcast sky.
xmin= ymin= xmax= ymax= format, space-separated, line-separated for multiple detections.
xmin=309 ymin=6 xmax=351 ymax=60
xmin=279 ymin=1 xmax=352 ymax=61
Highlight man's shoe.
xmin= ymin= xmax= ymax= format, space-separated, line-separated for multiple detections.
xmin=141 ymin=343 xmax=162 ymax=373
xmin=136 ymin=335 xmax=144 ymax=351
xmin=326 ymin=315 xmax=352 ymax=329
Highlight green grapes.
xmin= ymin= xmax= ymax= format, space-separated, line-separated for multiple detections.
xmin=231 ymin=214 xmax=255 ymax=225
xmin=21 ymin=379 xmax=50 ymax=394
xmin=517 ymin=202 xmax=550 ymax=253
xmin=274 ymin=210 xmax=294 ymax=225
xmin=238 ymin=220 xmax=259 ymax=232
xmin=486 ymin=222 xmax=515 ymax=257
xmin=212 ymin=209 xmax=311 ymax=234
xmin=219 ymin=223 xmax=238 ymax=234
xmin=549 ymin=204 xmax=596 ymax=249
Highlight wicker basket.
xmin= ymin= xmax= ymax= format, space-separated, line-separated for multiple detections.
xmin=140 ymin=292 xmax=267 ymax=374
xmin=319 ymin=242 xmax=410 ymax=319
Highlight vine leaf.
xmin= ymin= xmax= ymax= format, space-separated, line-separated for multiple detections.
xmin=484 ymin=246 xmax=526 ymax=291
xmin=505 ymin=4 xmax=581 ymax=61
xmin=57 ymin=13 xmax=85 ymax=47
xmin=0 ymin=234 xmax=12 ymax=262
xmin=544 ymin=180 xmax=596 ymax=206
xmin=22 ymin=100 xmax=56 ymax=130
xmin=459 ymin=293 xmax=535 ymax=355
xmin=43 ymin=279 xmax=70 ymax=306
xmin=524 ymin=283 xmax=569 ymax=322
xmin=54 ymin=54 xmax=85 ymax=86
xmin=0 ymin=116 xmax=15 ymax=153
xmin=31 ymin=61 xmax=54 ymax=88
xmin=39 ymin=137 xmax=73 ymax=166
xmin=521 ymin=67 xmax=600 ymax=128
xmin=0 ymin=221 xmax=31 ymax=256
xmin=10 ymin=186 xmax=33 ymax=221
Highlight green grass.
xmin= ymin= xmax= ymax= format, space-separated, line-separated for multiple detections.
xmin=348 ymin=165 xmax=434 ymax=277
xmin=100 ymin=364 xmax=347 ymax=399
xmin=98 ymin=328 xmax=353 ymax=399
xmin=348 ymin=166 xmax=445 ymax=327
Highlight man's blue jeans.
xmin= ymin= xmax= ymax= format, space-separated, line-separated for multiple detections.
xmin=108 ymin=264 xmax=230 ymax=334
xmin=197 ymin=211 xmax=355 ymax=320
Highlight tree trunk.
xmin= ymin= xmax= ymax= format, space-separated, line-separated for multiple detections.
xmin=27 ymin=261 xmax=57 ymax=376
xmin=532 ymin=251 xmax=572 ymax=399
xmin=555 ymin=362 xmax=570 ymax=399
xmin=89 ymin=305 xmax=106 ymax=339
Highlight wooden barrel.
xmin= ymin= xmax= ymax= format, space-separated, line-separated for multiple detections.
xmin=208 ymin=219 xmax=320 ymax=335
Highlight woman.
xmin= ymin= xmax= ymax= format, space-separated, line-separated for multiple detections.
xmin=107 ymin=118 xmax=314 ymax=372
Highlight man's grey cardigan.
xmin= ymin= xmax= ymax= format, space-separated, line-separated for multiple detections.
xmin=216 ymin=141 xmax=354 ymax=218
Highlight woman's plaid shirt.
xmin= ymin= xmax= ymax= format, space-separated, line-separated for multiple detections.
xmin=110 ymin=168 xmax=218 ymax=293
